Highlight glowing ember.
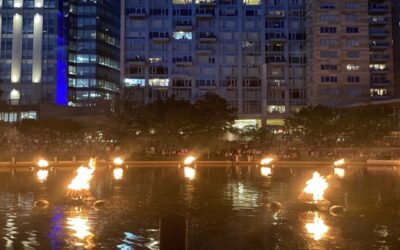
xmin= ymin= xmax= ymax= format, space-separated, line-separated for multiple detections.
xmin=113 ymin=157 xmax=124 ymax=166
xmin=260 ymin=157 xmax=274 ymax=165
xmin=303 ymin=172 xmax=329 ymax=202
xmin=184 ymin=156 xmax=196 ymax=165
xmin=36 ymin=170 xmax=49 ymax=183
xmin=67 ymin=158 xmax=96 ymax=199
xmin=37 ymin=159 xmax=49 ymax=168
xmin=333 ymin=159 xmax=345 ymax=167
xmin=334 ymin=168 xmax=345 ymax=178
xmin=184 ymin=166 xmax=196 ymax=180
xmin=113 ymin=167 xmax=124 ymax=180
xmin=260 ymin=166 xmax=272 ymax=177
xmin=305 ymin=213 xmax=328 ymax=241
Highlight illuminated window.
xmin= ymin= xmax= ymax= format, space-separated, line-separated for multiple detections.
xmin=173 ymin=31 xmax=192 ymax=40
xmin=267 ymin=105 xmax=286 ymax=114
xmin=346 ymin=64 xmax=360 ymax=71
xmin=149 ymin=57 xmax=162 ymax=63
xmin=149 ymin=78 xmax=169 ymax=87
xmin=370 ymin=64 xmax=387 ymax=70
xmin=370 ymin=88 xmax=388 ymax=96
xmin=173 ymin=0 xmax=192 ymax=4
xmin=244 ymin=0 xmax=260 ymax=5
xmin=124 ymin=78 xmax=145 ymax=87
xmin=233 ymin=119 xmax=260 ymax=129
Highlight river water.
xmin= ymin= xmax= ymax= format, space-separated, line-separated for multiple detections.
xmin=0 ymin=165 xmax=399 ymax=249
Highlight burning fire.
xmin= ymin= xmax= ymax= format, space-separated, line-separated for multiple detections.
xmin=36 ymin=169 xmax=49 ymax=183
xmin=113 ymin=157 xmax=124 ymax=166
xmin=260 ymin=167 xmax=272 ymax=177
xmin=305 ymin=213 xmax=328 ymax=241
xmin=303 ymin=172 xmax=328 ymax=202
xmin=37 ymin=159 xmax=49 ymax=168
xmin=260 ymin=157 xmax=274 ymax=165
xmin=334 ymin=168 xmax=345 ymax=178
xmin=184 ymin=156 xmax=196 ymax=165
xmin=113 ymin=167 xmax=124 ymax=180
xmin=184 ymin=166 xmax=196 ymax=180
xmin=67 ymin=158 xmax=96 ymax=199
xmin=333 ymin=159 xmax=345 ymax=167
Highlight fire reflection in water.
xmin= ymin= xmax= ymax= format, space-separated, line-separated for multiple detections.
xmin=305 ymin=212 xmax=328 ymax=241
xmin=113 ymin=167 xmax=124 ymax=180
xmin=36 ymin=170 xmax=49 ymax=183
xmin=66 ymin=208 xmax=94 ymax=248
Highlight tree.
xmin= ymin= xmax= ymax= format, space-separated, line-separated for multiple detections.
xmin=337 ymin=106 xmax=397 ymax=146
xmin=284 ymin=105 xmax=337 ymax=147
xmin=235 ymin=125 xmax=275 ymax=150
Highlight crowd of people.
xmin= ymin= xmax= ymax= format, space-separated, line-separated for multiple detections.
xmin=1 ymin=123 xmax=400 ymax=162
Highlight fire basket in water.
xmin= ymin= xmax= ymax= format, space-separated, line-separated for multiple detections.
xmin=184 ymin=156 xmax=196 ymax=166
xmin=66 ymin=158 xmax=96 ymax=200
xmin=303 ymin=172 xmax=329 ymax=203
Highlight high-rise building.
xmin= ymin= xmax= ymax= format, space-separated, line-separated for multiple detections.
xmin=306 ymin=0 xmax=394 ymax=107
xmin=67 ymin=0 xmax=121 ymax=107
xmin=0 ymin=0 xmax=121 ymax=110
xmin=122 ymin=0 xmax=307 ymax=127
xmin=0 ymin=0 xmax=67 ymax=107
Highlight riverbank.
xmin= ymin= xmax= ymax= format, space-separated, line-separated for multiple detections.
xmin=0 ymin=159 xmax=399 ymax=168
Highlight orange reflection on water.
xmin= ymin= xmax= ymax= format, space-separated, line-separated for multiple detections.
xmin=36 ymin=170 xmax=49 ymax=183
xmin=305 ymin=212 xmax=329 ymax=241
xmin=66 ymin=208 xmax=94 ymax=248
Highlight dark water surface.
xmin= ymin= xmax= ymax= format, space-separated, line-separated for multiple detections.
xmin=0 ymin=165 xmax=400 ymax=249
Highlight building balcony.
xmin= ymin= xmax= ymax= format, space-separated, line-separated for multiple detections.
xmin=371 ymin=94 xmax=391 ymax=100
xmin=198 ymin=33 xmax=217 ymax=42
xmin=175 ymin=22 xmax=193 ymax=31
xmin=370 ymin=67 xmax=389 ymax=73
xmin=370 ymin=79 xmax=391 ymax=87
xmin=369 ymin=4 xmax=389 ymax=13
xmin=174 ymin=59 xmax=193 ymax=66
xmin=369 ymin=30 xmax=389 ymax=37
xmin=266 ymin=55 xmax=286 ymax=64
xmin=266 ymin=10 xmax=285 ymax=18
xmin=370 ymin=54 xmax=390 ymax=62
xmin=369 ymin=17 xmax=389 ymax=25
xmin=151 ymin=37 xmax=170 ymax=43
xmin=196 ymin=9 xmax=214 ymax=18
xmin=128 ymin=57 xmax=146 ymax=65
xmin=195 ymin=45 xmax=213 ymax=54
xmin=197 ymin=0 xmax=217 ymax=6
xmin=126 ymin=8 xmax=147 ymax=18
xmin=369 ymin=41 xmax=390 ymax=50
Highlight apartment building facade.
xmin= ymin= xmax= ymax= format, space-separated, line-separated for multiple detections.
xmin=306 ymin=0 xmax=395 ymax=107
xmin=122 ymin=0 xmax=307 ymax=126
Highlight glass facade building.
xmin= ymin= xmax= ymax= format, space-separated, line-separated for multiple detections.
xmin=0 ymin=0 xmax=121 ymax=107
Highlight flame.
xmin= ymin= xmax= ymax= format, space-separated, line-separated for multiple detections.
xmin=113 ymin=157 xmax=124 ymax=166
xmin=260 ymin=166 xmax=272 ymax=177
xmin=334 ymin=168 xmax=345 ymax=178
xmin=333 ymin=159 xmax=345 ymax=167
xmin=68 ymin=159 xmax=96 ymax=191
xmin=303 ymin=172 xmax=328 ymax=202
xmin=184 ymin=166 xmax=196 ymax=180
xmin=260 ymin=157 xmax=274 ymax=165
xmin=305 ymin=213 xmax=328 ymax=241
xmin=184 ymin=156 xmax=196 ymax=165
xmin=37 ymin=159 xmax=49 ymax=168
xmin=36 ymin=169 xmax=49 ymax=183
xmin=113 ymin=167 xmax=124 ymax=180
